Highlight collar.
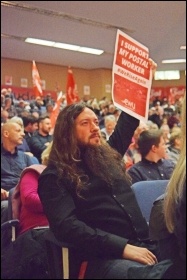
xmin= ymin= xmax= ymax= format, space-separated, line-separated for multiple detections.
xmin=1 ymin=144 xmax=18 ymax=156
xmin=142 ymin=157 xmax=163 ymax=165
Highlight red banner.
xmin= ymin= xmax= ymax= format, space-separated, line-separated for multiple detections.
xmin=32 ymin=60 xmax=43 ymax=98
xmin=50 ymin=91 xmax=63 ymax=129
xmin=66 ymin=67 xmax=80 ymax=105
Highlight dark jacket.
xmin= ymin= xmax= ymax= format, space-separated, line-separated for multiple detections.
xmin=38 ymin=112 xmax=157 ymax=260
xmin=29 ymin=132 xmax=53 ymax=163
xmin=128 ymin=158 xmax=175 ymax=184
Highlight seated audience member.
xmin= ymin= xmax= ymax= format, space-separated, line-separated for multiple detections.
xmin=149 ymin=93 xmax=186 ymax=279
xmin=6 ymin=116 xmax=32 ymax=155
xmin=167 ymin=129 xmax=182 ymax=165
xmin=29 ymin=116 xmax=53 ymax=163
xmin=22 ymin=115 xmax=38 ymax=148
xmin=1 ymin=109 xmax=9 ymax=125
xmin=3 ymin=97 xmax=17 ymax=118
xmin=128 ymin=129 xmax=175 ymax=184
xmin=1 ymin=122 xmax=37 ymax=224
xmin=146 ymin=120 xmax=159 ymax=130
xmin=100 ymin=114 xmax=117 ymax=140
xmin=148 ymin=107 xmax=162 ymax=128
xmin=124 ymin=121 xmax=148 ymax=170
xmin=1 ymin=144 xmax=53 ymax=280
xmin=160 ymin=123 xmax=170 ymax=147
xmin=38 ymin=88 xmax=173 ymax=280
xmin=12 ymin=143 xmax=52 ymax=235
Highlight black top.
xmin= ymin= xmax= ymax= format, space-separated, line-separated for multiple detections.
xmin=29 ymin=131 xmax=53 ymax=162
xmin=38 ymin=112 xmax=156 ymax=260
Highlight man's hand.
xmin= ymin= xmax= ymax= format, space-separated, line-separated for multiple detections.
xmin=1 ymin=188 xmax=9 ymax=200
xmin=149 ymin=58 xmax=157 ymax=77
xmin=122 ymin=243 xmax=158 ymax=265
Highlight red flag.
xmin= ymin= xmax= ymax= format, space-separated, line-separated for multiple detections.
xmin=32 ymin=60 xmax=43 ymax=98
xmin=66 ymin=67 xmax=80 ymax=105
xmin=50 ymin=91 xmax=63 ymax=130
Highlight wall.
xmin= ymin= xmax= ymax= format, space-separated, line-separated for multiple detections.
xmin=1 ymin=58 xmax=186 ymax=101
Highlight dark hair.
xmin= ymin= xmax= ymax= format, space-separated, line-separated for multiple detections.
xmin=22 ymin=115 xmax=38 ymax=127
xmin=48 ymin=102 xmax=89 ymax=193
xmin=138 ymin=129 xmax=163 ymax=158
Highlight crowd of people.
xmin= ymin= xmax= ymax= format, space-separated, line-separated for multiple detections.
xmin=1 ymin=59 xmax=186 ymax=279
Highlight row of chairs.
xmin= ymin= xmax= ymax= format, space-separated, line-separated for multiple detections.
xmin=1 ymin=179 xmax=168 ymax=279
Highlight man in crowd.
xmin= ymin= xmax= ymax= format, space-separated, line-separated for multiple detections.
xmin=29 ymin=116 xmax=53 ymax=163
xmin=127 ymin=129 xmax=175 ymax=184
xmin=1 ymin=122 xmax=37 ymax=223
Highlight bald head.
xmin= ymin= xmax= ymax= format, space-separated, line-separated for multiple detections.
xmin=2 ymin=122 xmax=21 ymax=134
xmin=2 ymin=122 xmax=25 ymax=149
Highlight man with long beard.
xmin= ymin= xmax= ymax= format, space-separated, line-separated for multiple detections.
xmin=38 ymin=60 xmax=171 ymax=279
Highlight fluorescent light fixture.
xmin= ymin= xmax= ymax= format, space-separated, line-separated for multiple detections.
xmin=54 ymin=42 xmax=79 ymax=51
xmin=154 ymin=70 xmax=180 ymax=80
xmin=78 ymin=47 xmax=103 ymax=55
xmin=25 ymin=38 xmax=104 ymax=55
xmin=162 ymin=59 xmax=186 ymax=64
xmin=25 ymin=38 xmax=55 ymax=47
xmin=180 ymin=46 xmax=186 ymax=50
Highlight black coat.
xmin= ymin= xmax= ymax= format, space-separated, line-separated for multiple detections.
xmin=38 ymin=112 xmax=156 ymax=260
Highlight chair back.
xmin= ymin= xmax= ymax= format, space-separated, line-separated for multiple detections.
xmin=131 ymin=180 xmax=169 ymax=223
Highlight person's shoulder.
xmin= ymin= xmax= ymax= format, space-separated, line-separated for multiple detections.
xmin=39 ymin=165 xmax=57 ymax=178
xmin=162 ymin=158 xmax=175 ymax=167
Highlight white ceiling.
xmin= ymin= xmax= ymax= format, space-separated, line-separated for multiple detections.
xmin=1 ymin=1 xmax=186 ymax=71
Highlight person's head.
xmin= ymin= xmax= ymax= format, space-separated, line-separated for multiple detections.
xmin=133 ymin=121 xmax=148 ymax=145
xmin=32 ymin=111 xmax=40 ymax=119
xmin=1 ymin=110 xmax=9 ymax=123
xmin=38 ymin=116 xmax=52 ymax=135
xmin=52 ymin=103 xmax=102 ymax=149
xmin=18 ymin=100 xmax=26 ymax=108
xmin=104 ymin=114 xmax=117 ymax=136
xmin=138 ymin=129 xmax=167 ymax=160
xmin=35 ymin=96 xmax=43 ymax=105
xmin=46 ymin=103 xmax=54 ymax=114
xmin=22 ymin=115 xmax=38 ymax=133
xmin=160 ymin=124 xmax=170 ymax=141
xmin=169 ymin=130 xmax=182 ymax=149
xmin=4 ymin=97 xmax=12 ymax=108
xmin=7 ymin=116 xmax=24 ymax=129
xmin=41 ymin=141 xmax=53 ymax=165
xmin=48 ymin=102 xmax=130 ymax=195
xmin=1 ymin=122 xmax=25 ymax=148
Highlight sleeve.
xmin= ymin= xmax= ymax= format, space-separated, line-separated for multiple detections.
xmin=127 ymin=165 xmax=143 ymax=184
xmin=108 ymin=111 xmax=139 ymax=156
xmin=38 ymin=172 xmax=128 ymax=259
xmin=25 ymin=154 xmax=39 ymax=165
xmin=29 ymin=136 xmax=46 ymax=156
xmin=20 ymin=171 xmax=44 ymax=214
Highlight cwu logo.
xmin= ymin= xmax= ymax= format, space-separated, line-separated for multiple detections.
xmin=123 ymin=98 xmax=136 ymax=110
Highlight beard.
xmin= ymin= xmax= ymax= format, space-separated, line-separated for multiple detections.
xmin=80 ymin=142 xmax=131 ymax=187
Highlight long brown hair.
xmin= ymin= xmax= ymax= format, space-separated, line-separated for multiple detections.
xmin=48 ymin=102 xmax=92 ymax=193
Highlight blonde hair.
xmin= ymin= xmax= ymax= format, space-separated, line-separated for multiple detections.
xmin=164 ymin=92 xmax=186 ymax=232
xmin=41 ymin=141 xmax=53 ymax=165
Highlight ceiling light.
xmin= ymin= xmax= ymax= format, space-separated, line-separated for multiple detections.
xmin=78 ymin=47 xmax=103 ymax=55
xmin=54 ymin=42 xmax=79 ymax=51
xmin=180 ymin=46 xmax=186 ymax=50
xmin=25 ymin=38 xmax=55 ymax=47
xmin=25 ymin=37 xmax=104 ymax=55
xmin=162 ymin=59 xmax=186 ymax=64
